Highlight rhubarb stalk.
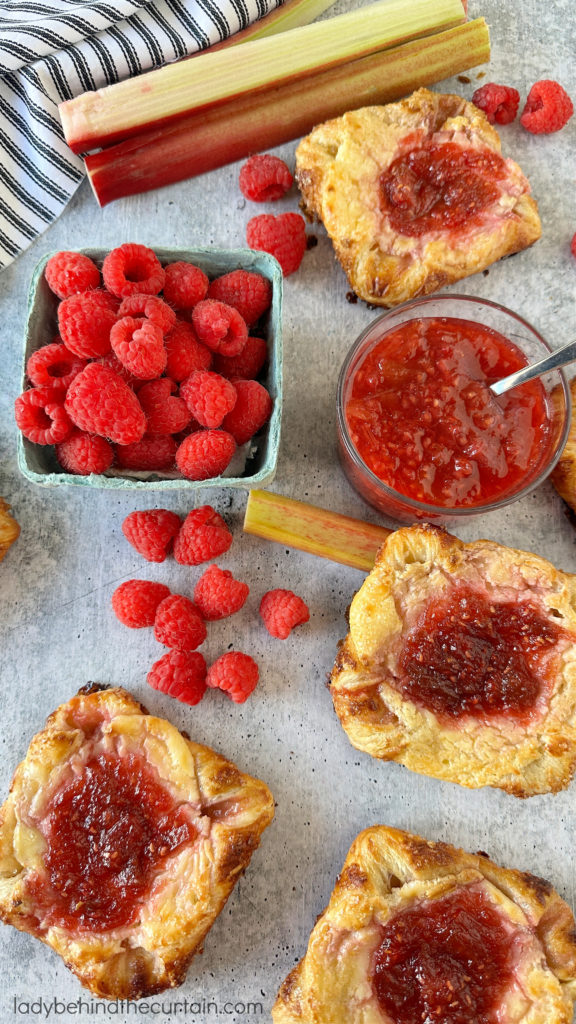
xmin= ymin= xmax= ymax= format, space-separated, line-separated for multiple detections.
xmin=203 ymin=0 xmax=340 ymax=52
xmin=86 ymin=19 xmax=489 ymax=206
xmin=60 ymin=0 xmax=465 ymax=153
xmin=243 ymin=490 xmax=390 ymax=571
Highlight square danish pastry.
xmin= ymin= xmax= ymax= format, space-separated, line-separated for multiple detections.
xmin=0 ymin=684 xmax=274 ymax=999
xmin=273 ymin=826 xmax=576 ymax=1024
xmin=330 ymin=525 xmax=576 ymax=796
xmin=295 ymin=88 xmax=541 ymax=306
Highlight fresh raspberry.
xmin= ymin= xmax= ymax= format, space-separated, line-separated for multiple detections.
xmin=115 ymin=433 xmax=177 ymax=471
xmin=112 ymin=579 xmax=170 ymax=628
xmin=165 ymin=320 xmax=213 ymax=382
xmin=239 ymin=154 xmax=293 ymax=202
xmin=163 ymin=262 xmax=209 ymax=310
xmin=15 ymin=386 xmax=72 ymax=445
xmin=137 ymin=378 xmax=191 ymax=434
xmin=520 ymin=80 xmax=574 ymax=134
xmin=260 ymin=588 xmax=310 ymax=639
xmin=173 ymin=505 xmax=232 ymax=565
xmin=147 ymin=650 xmax=207 ymax=705
xmin=154 ymin=593 xmax=207 ymax=651
xmin=206 ymin=652 xmax=259 ymax=703
xmin=58 ymin=290 xmax=118 ymax=359
xmin=213 ymin=335 xmax=268 ymax=380
xmin=26 ymin=342 xmax=86 ymax=389
xmin=65 ymin=363 xmax=146 ymax=444
xmin=122 ymin=508 xmax=181 ymax=562
xmin=180 ymin=371 xmax=237 ymax=429
xmin=176 ymin=430 xmax=236 ymax=481
xmin=110 ymin=316 xmax=167 ymax=380
xmin=246 ymin=212 xmax=307 ymax=276
xmin=471 ymin=83 xmax=520 ymax=125
xmin=207 ymin=270 xmax=272 ymax=327
xmin=192 ymin=300 xmax=248 ymax=357
xmin=571 ymin=233 xmax=576 ymax=260
xmin=102 ymin=243 xmax=165 ymax=298
xmin=118 ymin=293 xmax=176 ymax=334
xmin=96 ymin=351 xmax=139 ymax=388
xmin=194 ymin=565 xmax=249 ymax=620
xmin=222 ymin=379 xmax=272 ymax=444
xmin=45 ymin=251 xmax=101 ymax=299
xmin=56 ymin=429 xmax=114 ymax=475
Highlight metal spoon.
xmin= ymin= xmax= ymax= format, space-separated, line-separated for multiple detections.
xmin=490 ymin=338 xmax=576 ymax=397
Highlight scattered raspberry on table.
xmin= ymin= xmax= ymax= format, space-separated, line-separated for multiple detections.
xmin=239 ymin=154 xmax=293 ymax=203
xmin=154 ymin=593 xmax=207 ymax=651
xmin=520 ymin=80 xmax=574 ymax=134
xmin=194 ymin=565 xmax=249 ymax=620
xmin=112 ymin=579 xmax=171 ymax=628
xmin=471 ymin=83 xmax=520 ymax=125
xmin=122 ymin=509 xmax=182 ymax=562
xmin=147 ymin=650 xmax=207 ymax=705
xmin=206 ymin=652 xmax=260 ymax=703
xmin=260 ymin=589 xmax=310 ymax=639
xmin=246 ymin=212 xmax=307 ymax=276
xmin=173 ymin=505 xmax=233 ymax=565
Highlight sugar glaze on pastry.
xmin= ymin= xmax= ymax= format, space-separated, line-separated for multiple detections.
xmin=295 ymin=88 xmax=541 ymax=306
xmin=272 ymin=826 xmax=576 ymax=1024
xmin=0 ymin=684 xmax=274 ymax=999
xmin=330 ymin=525 xmax=576 ymax=796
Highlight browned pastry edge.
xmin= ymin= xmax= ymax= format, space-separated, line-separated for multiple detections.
xmin=0 ymin=498 xmax=20 ymax=562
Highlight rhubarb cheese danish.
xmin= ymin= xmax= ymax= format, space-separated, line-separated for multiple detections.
xmin=295 ymin=88 xmax=541 ymax=306
xmin=330 ymin=525 xmax=576 ymax=796
xmin=0 ymin=684 xmax=274 ymax=998
xmin=272 ymin=826 xmax=576 ymax=1024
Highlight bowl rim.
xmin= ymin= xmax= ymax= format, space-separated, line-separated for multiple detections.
xmin=337 ymin=292 xmax=572 ymax=518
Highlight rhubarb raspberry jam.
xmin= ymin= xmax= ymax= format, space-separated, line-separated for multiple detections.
xmin=373 ymin=887 xmax=516 ymax=1024
xmin=344 ymin=316 xmax=554 ymax=510
xmin=398 ymin=584 xmax=566 ymax=721
xmin=29 ymin=752 xmax=197 ymax=931
xmin=379 ymin=141 xmax=507 ymax=236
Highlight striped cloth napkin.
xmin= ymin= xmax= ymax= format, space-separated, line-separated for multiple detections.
xmin=0 ymin=0 xmax=279 ymax=272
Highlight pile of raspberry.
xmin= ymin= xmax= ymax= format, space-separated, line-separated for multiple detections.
xmin=15 ymin=244 xmax=274 ymax=480
xmin=240 ymin=154 xmax=309 ymax=277
xmin=112 ymin=505 xmax=309 ymax=705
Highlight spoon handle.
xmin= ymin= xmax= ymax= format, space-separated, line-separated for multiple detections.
xmin=490 ymin=339 xmax=576 ymax=396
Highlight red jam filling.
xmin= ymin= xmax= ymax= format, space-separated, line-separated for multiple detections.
xmin=373 ymin=887 xmax=516 ymax=1024
xmin=379 ymin=141 xmax=507 ymax=236
xmin=345 ymin=317 xmax=553 ymax=508
xmin=397 ymin=584 xmax=565 ymax=720
xmin=28 ymin=752 xmax=197 ymax=932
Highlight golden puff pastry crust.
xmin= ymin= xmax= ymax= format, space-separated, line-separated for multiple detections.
xmin=272 ymin=826 xmax=576 ymax=1024
xmin=0 ymin=498 xmax=20 ymax=562
xmin=0 ymin=684 xmax=274 ymax=999
xmin=550 ymin=377 xmax=576 ymax=511
xmin=295 ymin=88 xmax=541 ymax=306
xmin=330 ymin=525 xmax=576 ymax=796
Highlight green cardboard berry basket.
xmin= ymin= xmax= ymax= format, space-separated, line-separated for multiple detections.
xmin=17 ymin=247 xmax=283 ymax=490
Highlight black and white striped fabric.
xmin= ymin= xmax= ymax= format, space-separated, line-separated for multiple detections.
xmin=0 ymin=0 xmax=280 ymax=271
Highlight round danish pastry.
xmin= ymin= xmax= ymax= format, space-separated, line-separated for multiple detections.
xmin=273 ymin=826 xmax=576 ymax=1024
xmin=0 ymin=684 xmax=274 ymax=999
xmin=295 ymin=88 xmax=541 ymax=306
xmin=330 ymin=525 xmax=576 ymax=796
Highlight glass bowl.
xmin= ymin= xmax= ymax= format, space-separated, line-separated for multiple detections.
xmin=337 ymin=294 xmax=571 ymax=525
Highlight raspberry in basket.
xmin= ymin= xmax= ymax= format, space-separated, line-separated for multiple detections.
xmin=207 ymin=270 xmax=272 ymax=327
xmin=138 ymin=378 xmax=191 ymax=434
xmin=213 ymin=335 xmax=268 ymax=380
xmin=111 ymin=316 xmax=167 ymax=379
xmin=222 ymin=379 xmax=272 ymax=444
xmin=45 ymin=251 xmax=101 ymax=299
xmin=56 ymin=429 xmax=114 ymax=475
xmin=471 ymin=83 xmax=520 ymax=125
xmin=112 ymin=579 xmax=170 ymax=628
xmin=26 ymin=342 xmax=86 ymax=390
xmin=173 ymin=505 xmax=232 ymax=565
xmin=102 ymin=243 xmax=165 ymax=297
xmin=65 ymin=362 xmax=147 ymax=444
xmin=239 ymin=154 xmax=293 ymax=202
xmin=122 ymin=509 xmax=181 ymax=562
xmin=118 ymin=293 xmax=176 ymax=334
xmin=15 ymin=387 xmax=72 ymax=445
xmin=175 ymin=430 xmax=236 ymax=481
xmin=115 ymin=433 xmax=177 ymax=471
xmin=163 ymin=261 xmax=209 ymax=310
xmin=154 ymin=593 xmax=207 ymax=651
xmin=246 ymin=212 xmax=307 ymax=276
xmin=520 ymin=80 xmax=574 ymax=134
xmin=58 ymin=290 xmax=118 ymax=359
xmin=192 ymin=299 xmax=248 ymax=357
xmin=260 ymin=589 xmax=310 ymax=639
xmin=206 ymin=652 xmax=259 ymax=703
xmin=194 ymin=565 xmax=249 ymax=620
xmin=147 ymin=650 xmax=207 ymax=705
xmin=180 ymin=370 xmax=237 ymax=429
xmin=165 ymin=321 xmax=213 ymax=382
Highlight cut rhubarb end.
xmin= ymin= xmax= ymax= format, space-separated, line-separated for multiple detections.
xmin=243 ymin=490 xmax=390 ymax=571
xmin=86 ymin=19 xmax=490 ymax=206
xmin=60 ymin=0 xmax=465 ymax=153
